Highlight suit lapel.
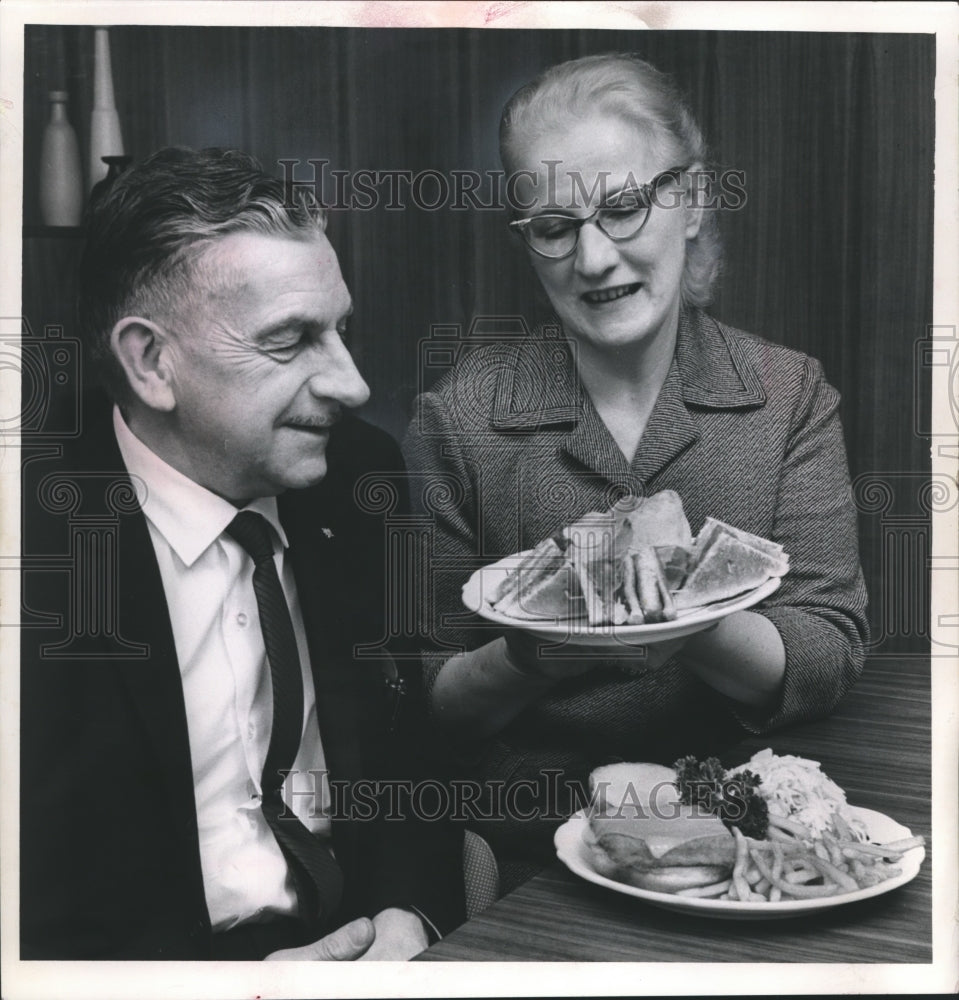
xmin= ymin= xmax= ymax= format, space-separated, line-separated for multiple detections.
xmin=281 ymin=498 xmax=365 ymax=787
xmin=55 ymin=403 xmax=205 ymax=908
xmin=281 ymin=497 xmax=368 ymax=881
xmin=99 ymin=441 xmax=201 ymax=838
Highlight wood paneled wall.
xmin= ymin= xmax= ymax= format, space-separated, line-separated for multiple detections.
xmin=21 ymin=27 xmax=935 ymax=653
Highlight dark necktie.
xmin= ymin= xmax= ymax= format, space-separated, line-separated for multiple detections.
xmin=226 ymin=510 xmax=343 ymax=930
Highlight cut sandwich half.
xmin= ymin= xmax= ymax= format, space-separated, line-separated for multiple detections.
xmin=491 ymin=536 xmax=584 ymax=620
xmin=567 ymin=529 xmax=623 ymax=626
xmin=654 ymin=544 xmax=692 ymax=591
xmin=615 ymin=490 xmax=694 ymax=550
xmin=630 ymin=545 xmax=677 ymax=623
xmin=694 ymin=517 xmax=788 ymax=568
xmin=672 ymin=519 xmax=789 ymax=611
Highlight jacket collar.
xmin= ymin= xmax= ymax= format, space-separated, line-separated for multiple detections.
xmin=490 ymin=309 xmax=767 ymax=484
xmin=491 ymin=308 xmax=766 ymax=431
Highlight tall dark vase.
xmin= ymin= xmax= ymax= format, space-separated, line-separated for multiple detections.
xmin=88 ymin=27 xmax=124 ymax=191
xmin=89 ymin=154 xmax=133 ymax=209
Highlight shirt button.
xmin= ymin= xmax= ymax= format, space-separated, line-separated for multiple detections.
xmin=236 ymin=612 xmax=248 ymax=627
xmin=246 ymin=722 xmax=256 ymax=740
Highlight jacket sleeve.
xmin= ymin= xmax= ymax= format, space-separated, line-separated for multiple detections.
xmin=334 ymin=419 xmax=466 ymax=935
xmin=401 ymin=390 xmax=489 ymax=700
xmin=737 ymin=357 xmax=869 ymax=731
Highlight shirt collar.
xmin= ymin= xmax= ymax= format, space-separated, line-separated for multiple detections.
xmin=113 ymin=407 xmax=289 ymax=567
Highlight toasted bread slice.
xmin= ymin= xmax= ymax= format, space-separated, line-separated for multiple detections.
xmin=493 ymin=536 xmax=566 ymax=605
xmin=616 ymin=490 xmax=694 ymax=550
xmin=694 ymin=517 xmax=788 ymax=572
xmin=567 ymin=528 xmax=624 ymax=626
xmin=673 ymin=530 xmax=786 ymax=610
xmin=493 ymin=560 xmax=583 ymax=620
xmin=654 ymin=544 xmax=692 ymax=591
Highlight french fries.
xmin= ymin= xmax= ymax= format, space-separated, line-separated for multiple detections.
xmin=703 ymin=827 xmax=924 ymax=903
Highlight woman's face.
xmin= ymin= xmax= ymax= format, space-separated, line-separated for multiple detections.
xmin=513 ymin=114 xmax=701 ymax=355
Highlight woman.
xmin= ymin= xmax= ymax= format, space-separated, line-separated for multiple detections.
xmin=403 ymin=54 xmax=868 ymax=890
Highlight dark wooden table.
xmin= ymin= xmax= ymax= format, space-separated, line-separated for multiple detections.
xmin=420 ymin=656 xmax=932 ymax=962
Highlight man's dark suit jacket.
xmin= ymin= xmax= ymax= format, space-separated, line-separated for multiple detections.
xmin=20 ymin=396 xmax=464 ymax=959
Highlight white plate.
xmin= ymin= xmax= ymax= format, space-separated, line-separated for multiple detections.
xmin=554 ymin=807 xmax=925 ymax=919
xmin=461 ymin=552 xmax=781 ymax=647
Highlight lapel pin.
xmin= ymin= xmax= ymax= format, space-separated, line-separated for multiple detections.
xmin=321 ymin=527 xmax=334 ymax=540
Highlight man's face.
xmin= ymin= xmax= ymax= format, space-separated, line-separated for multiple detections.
xmin=162 ymin=231 xmax=370 ymax=503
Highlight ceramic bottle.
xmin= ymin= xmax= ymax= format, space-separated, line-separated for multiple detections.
xmin=39 ymin=89 xmax=83 ymax=226
xmin=88 ymin=27 xmax=124 ymax=191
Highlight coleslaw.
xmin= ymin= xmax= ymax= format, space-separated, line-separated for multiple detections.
xmin=732 ymin=748 xmax=868 ymax=841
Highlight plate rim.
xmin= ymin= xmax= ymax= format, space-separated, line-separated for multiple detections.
xmin=462 ymin=551 xmax=782 ymax=642
xmin=554 ymin=805 xmax=924 ymax=916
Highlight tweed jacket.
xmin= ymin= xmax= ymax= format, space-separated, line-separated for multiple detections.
xmin=403 ymin=308 xmax=869 ymax=873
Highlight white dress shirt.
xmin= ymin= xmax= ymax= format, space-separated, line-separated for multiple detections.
xmin=114 ymin=408 xmax=332 ymax=931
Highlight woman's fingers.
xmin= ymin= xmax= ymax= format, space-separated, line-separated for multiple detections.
xmin=504 ymin=629 xmax=600 ymax=678
xmin=506 ymin=628 xmax=691 ymax=677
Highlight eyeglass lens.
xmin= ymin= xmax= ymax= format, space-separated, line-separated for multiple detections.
xmin=524 ymin=201 xmax=649 ymax=257
xmin=517 ymin=167 xmax=688 ymax=259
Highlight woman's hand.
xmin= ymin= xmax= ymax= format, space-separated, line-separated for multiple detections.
xmin=430 ymin=629 xmax=697 ymax=741
xmin=430 ymin=635 xmax=597 ymax=740
xmin=503 ymin=628 xmax=600 ymax=680
xmin=676 ymin=610 xmax=786 ymax=709
xmin=505 ymin=630 xmax=690 ymax=678
xmin=607 ymin=635 xmax=690 ymax=673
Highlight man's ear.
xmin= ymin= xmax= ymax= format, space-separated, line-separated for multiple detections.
xmin=110 ymin=317 xmax=176 ymax=412
xmin=683 ymin=161 xmax=705 ymax=240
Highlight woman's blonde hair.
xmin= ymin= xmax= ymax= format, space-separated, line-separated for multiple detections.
xmin=500 ymin=53 xmax=722 ymax=307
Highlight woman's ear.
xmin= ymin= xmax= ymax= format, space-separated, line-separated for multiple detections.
xmin=110 ymin=316 xmax=176 ymax=412
xmin=683 ymin=161 xmax=705 ymax=240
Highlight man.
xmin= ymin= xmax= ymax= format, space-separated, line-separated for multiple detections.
xmin=20 ymin=147 xmax=463 ymax=960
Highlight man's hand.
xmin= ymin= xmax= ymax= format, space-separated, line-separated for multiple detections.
xmin=263 ymin=909 xmax=428 ymax=962
xmin=357 ymin=908 xmax=429 ymax=961
xmin=264 ymin=916 xmax=375 ymax=961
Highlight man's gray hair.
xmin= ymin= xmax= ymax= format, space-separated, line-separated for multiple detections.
xmin=78 ymin=146 xmax=328 ymax=405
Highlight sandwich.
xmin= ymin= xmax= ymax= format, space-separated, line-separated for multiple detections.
xmin=585 ymin=762 xmax=736 ymax=892
xmin=489 ymin=492 xmax=789 ymax=625
xmin=491 ymin=535 xmax=582 ymax=620
xmin=671 ymin=518 xmax=789 ymax=611
xmin=614 ymin=491 xmax=693 ymax=550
